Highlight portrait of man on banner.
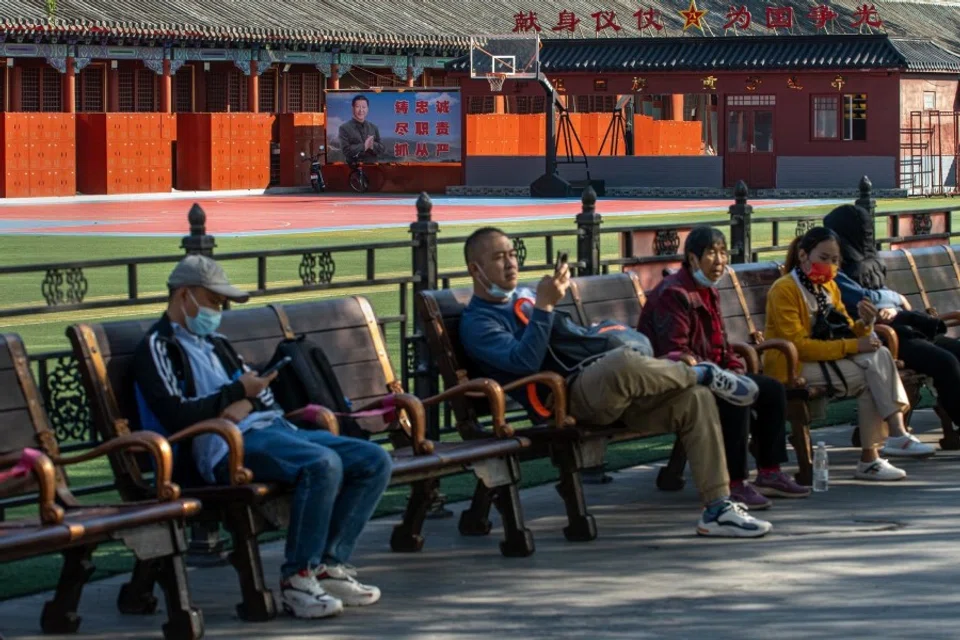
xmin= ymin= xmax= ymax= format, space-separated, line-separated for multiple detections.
xmin=337 ymin=95 xmax=385 ymax=163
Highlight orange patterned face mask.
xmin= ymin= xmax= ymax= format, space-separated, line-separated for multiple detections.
xmin=807 ymin=262 xmax=838 ymax=285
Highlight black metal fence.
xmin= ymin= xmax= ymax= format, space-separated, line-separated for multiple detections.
xmin=4 ymin=176 xmax=960 ymax=509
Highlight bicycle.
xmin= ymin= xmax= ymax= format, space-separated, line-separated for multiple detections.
xmin=347 ymin=159 xmax=370 ymax=194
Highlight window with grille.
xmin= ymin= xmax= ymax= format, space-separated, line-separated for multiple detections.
xmin=78 ymin=66 xmax=104 ymax=112
xmin=467 ymin=96 xmax=495 ymax=114
xmin=175 ymin=67 xmax=193 ymax=113
xmin=43 ymin=67 xmax=62 ymax=112
xmin=228 ymin=69 xmax=248 ymax=112
xmin=726 ymin=95 xmax=776 ymax=107
xmin=137 ymin=69 xmax=156 ymax=112
xmin=21 ymin=68 xmax=40 ymax=111
xmin=118 ymin=68 xmax=135 ymax=111
xmin=259 ymin=68 xmax=277 ymax=112
xmin=206 ymin=71 xmax=228 ymax=112
xmin=303 ymin=72 xmax=320 ymax=112
xmin=287 ymin=73 xmax=302 ymax=112
xmin=843 ymin=94 xmax=867 ymax=141
xmin=573 ymin=95 xmax=616 ymax=113
xmin=515 ymin=96 xmax=545 ymax=114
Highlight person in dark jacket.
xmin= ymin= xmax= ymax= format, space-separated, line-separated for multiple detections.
xmin=337 ymin=95 xmax=384 ymax=163
xmin=825 ymin=204 xmax=960 ymax=446
xmin=639 ymin=226 xmax=811 ymax=508
xmin=133 ymin=254 xmax=391 ymax=620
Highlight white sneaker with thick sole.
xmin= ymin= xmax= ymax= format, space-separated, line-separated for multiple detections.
xmin=280 ymin=569 xmax=344 ymax=619
xmin=855 ymin=458 xmax=907 ymax=481
xmin=697 ymin=362 xmax=759 ymax=407
xmin=696 ymin=500 xmax=772 ymax=538
xmin=317 ymin=564 xmax=382 ymax=606
xmin=881 ymin=434 xmax=936 ymax=458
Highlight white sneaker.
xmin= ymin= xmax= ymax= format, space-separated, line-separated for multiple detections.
xmin=696 ymin=362 xmax=759 ymax=407
xmin=696 ymin=500 xmax=772 ymax=538
xmin=881 ymin=434 xmax=936 ymax=458
xmin=280 ymin=569 xmax=344 ymax=619
xmin=855 ymin=458 xmax=907 ymax=481
xmin=317 ymin=564 xmax=381 ymax=606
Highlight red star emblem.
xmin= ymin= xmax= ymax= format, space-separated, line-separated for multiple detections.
xmin=679 ymin=0 xmax=708 ymax=31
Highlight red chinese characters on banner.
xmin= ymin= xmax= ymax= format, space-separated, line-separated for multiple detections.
xmin=394 ymin=100 xmax=409 ymax=115
xmin=851 ymin=3 xmax=882 ymax=28
xmin=436 ymin=143 xmax=451 ymax=157
xmin=415 ymin=100 xmax=429 ymax=114
xmin=395 ymin=122 xmax=409 ymax=136
xmin=415 ymin=142 xmax=430 ymax=159
xmin=512 ymin=10 xmax=542 ymax=32
xmin=633 ymin=7 xmax=664 ymax=31
xmin=394 ymin=143 xmax=409 ymax=157
xmin=724 ymin=5 xmax=752 ymax=30
xmin=551 ymin=10 xmax=581 ymax=32
xmin=591 ymin=10 xmax=622 ymax=32
xmin=436 ymin=122 xmax=450 ymax=136
xmin=765 ymin=6 xmax=794 ymax=28
xmin=807 ymin=4 xmax=839 ymax=30
xmin=435 ymin=100 xmax=450 ymax=114
xmin=415 ymin=122 xmax=429 ymax=136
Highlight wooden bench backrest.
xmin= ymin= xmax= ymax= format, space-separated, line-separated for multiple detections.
xmin=0 ymin=334 xmax=69 ymax=502
xmin=70 ymin=297 xmax=398 ymax=475
xmin=878 ymin=246 xmax=960 ymax=317
xmin=684 ymin=262 xmax=785 ymax=346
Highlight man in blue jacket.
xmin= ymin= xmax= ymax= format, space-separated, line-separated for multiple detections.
xmin=459 ymin=227 xmax=774 ymax=538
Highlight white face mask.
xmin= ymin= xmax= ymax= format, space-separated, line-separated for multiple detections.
xmin=692 ymin=268 xmax=719 ymax=288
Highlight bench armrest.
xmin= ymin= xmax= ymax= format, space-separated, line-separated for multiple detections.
xmin=0 ymin=449 xmax=64 ymax=525
xmin=286 ymin=406 xmax=341 ymax=436
xmin=501 ymin=372 xmax=573 ymax=428
xmin=753 ymin=339 xmax=804 ymax=388
xmin=52 ymin=431 xmax=180 ymax=502
xmin=874 ymin=324 xmax=900 ymax=360
xmin=730 ymin=342 xmax=761 ymax=374
xmin=167 ymin=419 xmax=253 ymax=486
xmin=355 ymin=393 xmax=432 ymax=455
xmin=422 ymin=378 xmax=513 ymax=438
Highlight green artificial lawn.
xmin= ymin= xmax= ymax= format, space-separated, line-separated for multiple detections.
xmin=0 ymin=195 xmax=952 ymax=600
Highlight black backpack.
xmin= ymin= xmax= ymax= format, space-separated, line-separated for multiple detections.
xmin=264 ymin=305 xmax=367 ymax=440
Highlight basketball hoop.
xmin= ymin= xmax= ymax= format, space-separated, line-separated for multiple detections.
xmin=486 ymin=72 xmax=507 ymax=93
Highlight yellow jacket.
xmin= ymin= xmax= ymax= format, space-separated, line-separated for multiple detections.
xmin=762 ymin=273 xmax=871 ymax=382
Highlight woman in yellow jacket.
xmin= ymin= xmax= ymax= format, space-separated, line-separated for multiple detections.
xmin=763 ymin=226 xmax=936 ymax=481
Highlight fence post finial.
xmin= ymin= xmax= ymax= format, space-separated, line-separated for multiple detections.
xmin=182 ymin=203 xmax=216 ymax=256
xmin=575 ymin=186 xmax=602 ymax=276
xmin=729 ymin=180 xmax=753 ymax=264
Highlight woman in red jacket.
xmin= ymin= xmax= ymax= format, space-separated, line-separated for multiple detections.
xmin=639 ymin=226 xmax=810 ymax=507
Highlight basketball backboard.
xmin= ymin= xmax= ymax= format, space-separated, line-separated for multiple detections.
xmin=469 ymin=34 xmax=541 ymax=81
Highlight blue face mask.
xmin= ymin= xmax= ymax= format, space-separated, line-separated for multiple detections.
xmin=185 ymin=290 xmax=222 ymax=336
xmin=475 ymin=264 xmax=516 ymax=301
xmin=692 ymin=268 xmax=719 ymax=289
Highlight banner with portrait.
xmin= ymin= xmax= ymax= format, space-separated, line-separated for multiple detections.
xmin=325 ymin=89 xmax=462 ymax=164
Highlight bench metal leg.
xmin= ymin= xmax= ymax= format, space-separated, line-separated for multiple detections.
xmin=788 ymin=400 xmax=813 ymax=486
xmin=935 ymin=403 xmax=960 ymax=450
xmin=224 ymin=504 xmax=277 ymax=622
xmin=155 ymin=522 xmax=204 ymax=640
xmin=459 ymin=479 xmax=494 ymax=536
xmin=391 ymin=478 xmax=439 ymax=553
xmin=117 ymin=558 xmax=160 ymax=614
xmin=657 ymin=439 xmax=687 ymax=491
xmin=41 ymin=544 xmax=96 ymax=634
xmin=550 ymin=442 xmax=597 ymax=543
xmin=487 ymin=456 xmax=535 ymax=557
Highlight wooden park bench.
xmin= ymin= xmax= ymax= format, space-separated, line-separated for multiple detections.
xmin=0 ymin=333 xmax=204 ymax=639
xmin=417 ymin=271 xmax=692 ymax=543
xmin=68 ymin=296 xmax=533 ymax=621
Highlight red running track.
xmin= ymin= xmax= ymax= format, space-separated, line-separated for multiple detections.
xmin=0 ymin=194 xmax=817 ymax=236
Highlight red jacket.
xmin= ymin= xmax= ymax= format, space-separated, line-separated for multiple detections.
xmin=637 ymin=268 xmax=745 ymax=372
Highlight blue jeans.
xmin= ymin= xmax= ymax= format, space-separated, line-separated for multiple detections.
xmin=214 ymin=419 xmax=392 ymax=579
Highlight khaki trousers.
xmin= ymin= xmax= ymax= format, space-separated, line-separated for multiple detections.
xmin=567 ymin=348 xmax=730 ymax=504
xmin=800 ymin=347 xmax=909 ymax=450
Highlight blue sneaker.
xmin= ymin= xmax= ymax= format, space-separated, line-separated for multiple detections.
xmin=697 ymin=500 xmax=772 ymax=538
xmin=696 ymin=362 xmax=759 ymax=407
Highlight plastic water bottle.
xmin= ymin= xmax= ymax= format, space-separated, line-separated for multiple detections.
xmin=813 ymin=441 xmax=829 ymax=492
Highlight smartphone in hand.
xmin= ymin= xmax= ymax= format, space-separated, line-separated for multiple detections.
xmin=260 ymin=356 xmax=293 ymax=378
xmin=555 ymin=251 xmax=569 ymax=277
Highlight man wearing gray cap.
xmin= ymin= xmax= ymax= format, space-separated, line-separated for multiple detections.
xmin=132 ymin=254 xmax=392 ymax=620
